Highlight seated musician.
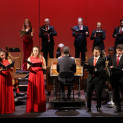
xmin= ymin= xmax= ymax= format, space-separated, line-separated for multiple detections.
xmin=57 ymin=46 xmax=76 ymax=99
xmin=106 ymin=47 xmax=115 ymax=61
xmin=56 ymin=43 xmax=64 ymax=58
xmin=109 ymin=44 xmax=123 ymax=113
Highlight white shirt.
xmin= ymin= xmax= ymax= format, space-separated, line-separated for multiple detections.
xmin=116 ymin=54 xmax=122 ymax=61
xmin=94 ymin=56 xmax=100 ymax=64
xmin=79 ymin=25 xmax=83 ymax=30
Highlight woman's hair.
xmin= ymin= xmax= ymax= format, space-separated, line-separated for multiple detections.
xmin=30 ymin=46 xmax=42 ymax=59
xmin=22 ymin=19 xmax=32 ymax=31
xmin=0 ymin=49 xmax=6 ymax=62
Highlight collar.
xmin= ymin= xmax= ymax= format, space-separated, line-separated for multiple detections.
xmin=94 ymin=56 xmax=100 ymax=61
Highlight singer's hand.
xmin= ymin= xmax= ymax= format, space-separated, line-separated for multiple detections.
xmin=86 ymin=32 xmax=89 ymax=35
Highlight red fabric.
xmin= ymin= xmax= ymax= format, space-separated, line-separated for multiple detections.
xmin=0 ymin=60 xmax=15 ymax=114
xmin=22 ymin=35 xmax=33 ymax=71
xmin=16 ymin=88 xmax=20 ymax=93
xmin=26 ymin=56 xmax=46 ymax=113
xmin=94 ymin=58 xmax=97 ymax=66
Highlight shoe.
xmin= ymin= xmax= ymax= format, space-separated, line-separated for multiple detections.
xmin=87 ymin=108 xmax=91 ymax=112
xmin=114 ymin=108 xmax=121 ymax=113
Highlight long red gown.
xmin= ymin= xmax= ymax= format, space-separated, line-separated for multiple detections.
xmin=26 ymin=56 xmax=46 ymax=113
xmin=22 ymin=30 xmax=33 ymax=71
xmin=0 ymin=59 xmax=15 ymax=114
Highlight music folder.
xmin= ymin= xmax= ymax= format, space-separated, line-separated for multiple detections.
xmin=25 ymin=59 xmax=42 ymax=67
xmin=41 ymin=28 xmax=52 ymax=33
xmin=117 ymin=32 xmax=123 ymax=37
xmin=0 ymin=61 xmax=15 ymax=70
xmin=19 ymin=30 xmax=31 ymax=37
xmin=96 ymin=31 xmax=103 ymax=37
xmin=83 ymin=64 xmax=94 ymax=71
xmin=71 ymin=27 xmax=85 ymax=33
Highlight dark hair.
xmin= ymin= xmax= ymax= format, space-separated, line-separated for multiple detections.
xmin=92 ymin=46 xmax=101 ymax=52
xmin=108 ymin=47 xmax=114 ymax=52
xmin=116 ymin=44 xmax=123 ymax=50
xmin=120 ymin=19 xmax=123 ymax=22
xmin=63 ymin=46 xmax=70 ymax=54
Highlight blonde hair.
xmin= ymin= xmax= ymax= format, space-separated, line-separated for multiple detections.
xmin=30 ymin=46 xmax=42 ymax=59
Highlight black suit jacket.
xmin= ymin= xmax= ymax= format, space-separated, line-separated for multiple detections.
xmin=39 ymin=25 xmax=57 ymax=51
xmin=57 ymin=56 xmax=76 ymax=83
xmin=113 ymin=26 xmax=123 ymax=48
xmin=109 ymin=54 xmax=123 ymax=83
xmin=90 ymin=29 xmax=106 ymax=50
xmin=72 ymin=25 xmax=89 ymax=51
xmin=87 ymin=56 xmax=106 ymax=84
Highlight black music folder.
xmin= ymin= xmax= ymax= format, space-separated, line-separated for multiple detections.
xmin=71 ymin=27 xmax=86 ymax=33
xmin=0 ymin=61 xmax=15 ymax=70
xmin=117 ymin=32 xmax=123 ymax=37
xmin=96 ymin=31 xmax=103 ymax=37
xmin=41 ymin=28 xmax=52 ymax=33
xmin=84 ymin=64 xmax=94 ymax=71
xmin=25 ymin=59 xmax=42 ymax=67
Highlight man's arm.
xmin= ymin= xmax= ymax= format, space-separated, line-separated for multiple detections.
xmin=50 ymin=26 xmax=57 ymax=36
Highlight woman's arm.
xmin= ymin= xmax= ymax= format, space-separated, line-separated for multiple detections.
xmin=42 ymin=57 xmax=46 ymax=70
xmin=27 ymin=57 xmax=31 ymax=70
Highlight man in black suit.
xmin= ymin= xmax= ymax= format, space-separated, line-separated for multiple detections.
xmin=90 ymin=22 xmax=106 ymax=51
xmin=109 ymin=44 xmax=123 ymax=113
xmin=72 ymin=17 xmax=89 ymax=63
xmin=113 ymin=19 xmax=123 ymax=52
xmin=57 ymin=46 xmax=76 ymax=98
xmin=86 ymin=46 xmax=106 ymax=112
xmin=39 ymin=18 xmax=57 ymax=65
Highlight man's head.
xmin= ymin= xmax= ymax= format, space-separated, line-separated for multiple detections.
xmin=108 ymin=47 xmax=114 ymax=56
xmin=97 ymin=22 xmax=102 ymax=30
xmin=63 ymin=46 xmax=70 ymax=55
xmin=116 ymin=44 xmax=123 ymax=56
xmin=78 ymin=17 xmax=83 ymax=26
xmin=92 ymin=46 xmax=101 ymax=57
xmin=120 ymin=19 xmax=123 ymax=27
xmin=44 ymin=18 xmax=50 ymax=27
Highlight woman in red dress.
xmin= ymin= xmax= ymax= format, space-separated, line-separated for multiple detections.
xmin=20 ymin=19 xmax=34 ymax=71
xmin=26 ymin=46 xmax=46 ymax=113
xmin=0 ymin=50 xmax=15 ymax=114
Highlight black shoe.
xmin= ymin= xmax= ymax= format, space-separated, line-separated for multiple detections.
xmin=87 ymin=108 xmax=91 ymax=112
xmin=114 ymin=108 xmax=121 ymax=113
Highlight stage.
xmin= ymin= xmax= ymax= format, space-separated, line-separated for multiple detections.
xmin=0 ymin=70 xmax=123 ymax=118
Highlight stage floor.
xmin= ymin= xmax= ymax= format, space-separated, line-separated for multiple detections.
xmin=1 ymin=90 xmax=123 ymax=118
xmin=1 ymin=71 xmax=123 ymax=118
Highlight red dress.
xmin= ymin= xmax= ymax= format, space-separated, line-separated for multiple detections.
xmin=22 ymin=29 xmax=33 ymax=71
xmin=26 ymin=56 xmax=46 ymax=113
xmin=0 ymin=59 xmax=15 ymax=114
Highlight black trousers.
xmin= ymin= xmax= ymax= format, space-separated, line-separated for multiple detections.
xmin=75 ymin=47 xmax=86 ymax=63
xmin=42 ymin=42 xmax=54 ymax=65
xmin=111 ymin=81 xmax=123 ymax=109
xmin=86 ymin=78 xmax=105 ymax=109
xmin=59 ymin=82 xmax=72 ymax=97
